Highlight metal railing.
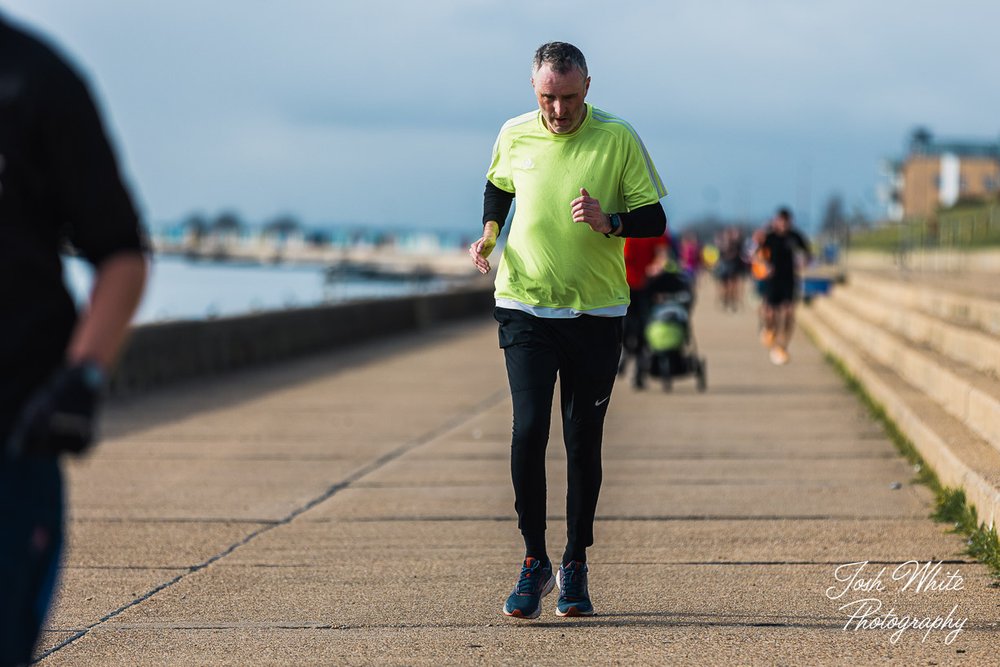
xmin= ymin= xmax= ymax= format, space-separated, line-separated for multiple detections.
xmin=850 ymin=203 xmax=1000 ymax=253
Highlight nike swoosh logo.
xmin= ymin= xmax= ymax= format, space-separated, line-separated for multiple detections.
xmin=594 ymin=396 xmax=610 ymax=407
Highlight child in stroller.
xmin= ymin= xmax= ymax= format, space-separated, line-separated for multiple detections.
xmin=642 ymin=269 xmax=707 ymax=392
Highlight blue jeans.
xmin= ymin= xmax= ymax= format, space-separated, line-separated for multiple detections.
xmin=0 ymin=455 xmax=63 ymax=666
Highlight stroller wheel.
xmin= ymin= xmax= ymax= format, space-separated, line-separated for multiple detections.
xmin=661 ymin=356 xmax=673 ymax=392
xmin=696 ymin=357 xmax=707 ymax=393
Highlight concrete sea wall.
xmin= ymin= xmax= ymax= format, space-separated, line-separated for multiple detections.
xmin=111 ymin=285 xmax=495 ymax=395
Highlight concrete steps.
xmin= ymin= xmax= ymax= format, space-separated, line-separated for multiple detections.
xmin=846 ymin=270 xmax=1000 ymax=336
xmin=822 ymin=285 xmax=1000 ymax=454
xmin=799 ymin=270 xmax=1000 ymax=527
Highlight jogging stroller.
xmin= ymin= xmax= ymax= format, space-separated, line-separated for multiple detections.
xmin=642 ymin=270 xmax=707 ymax=392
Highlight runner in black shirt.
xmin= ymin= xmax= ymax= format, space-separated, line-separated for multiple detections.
xmin=0 ymin=15 xmax=148 ymax=664
xmin=758 ymin=208 xmax=811 ymax=365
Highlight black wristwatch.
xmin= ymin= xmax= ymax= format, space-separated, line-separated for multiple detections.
xmin=604 ymin=213 xmax=621 ymax=238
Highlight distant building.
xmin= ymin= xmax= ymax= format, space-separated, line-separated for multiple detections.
xmin=881 ymin=128 xmax=1000 ymax=221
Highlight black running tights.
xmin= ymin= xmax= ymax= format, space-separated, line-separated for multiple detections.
xmin=494 ymin=307 xmax=623 ymax=566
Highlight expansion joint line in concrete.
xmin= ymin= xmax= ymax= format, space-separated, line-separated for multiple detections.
xmin=34 ymin=386 xmax=509 ymax=663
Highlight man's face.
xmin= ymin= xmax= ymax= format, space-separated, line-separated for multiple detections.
xmin=531 ymin=63 xmax=590 ymax=134
xmin=772 ymin=216 xmax=790 ymax=234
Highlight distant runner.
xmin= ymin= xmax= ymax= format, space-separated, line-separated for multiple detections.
xmin=679 ymin=231 xmax=703 ymax=283
xmin=714 ymin=226 xmax=747 ymax=312
xmin=758 ymin=208 xmax=811 ymax=365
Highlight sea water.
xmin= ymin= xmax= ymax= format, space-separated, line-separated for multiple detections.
xmin=63 ymin=255 xmax=454 ymax=324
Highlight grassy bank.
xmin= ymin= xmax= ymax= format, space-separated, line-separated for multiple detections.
xmin=825 ymin=353 xmax=1000 ymax=579
xmin=850 ymin=202 xmax=1000 ymax=251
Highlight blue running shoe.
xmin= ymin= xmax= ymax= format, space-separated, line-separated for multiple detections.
xmin=556 ymin=561 xmax=594 ymax=617
xmin=503 ymin=557 xmax=555 ymax=619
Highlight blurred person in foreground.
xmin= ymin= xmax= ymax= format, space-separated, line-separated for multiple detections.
xmin=757 ymin=207 xmax=810 ymax=365
xmin=0 ymin=14 xmax=148 ymax=665
xmin=469 ymin=41 xmax=666 ymax=619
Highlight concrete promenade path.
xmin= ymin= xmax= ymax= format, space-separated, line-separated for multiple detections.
xmin=36 ymin=284 xmax=1000 ymax=665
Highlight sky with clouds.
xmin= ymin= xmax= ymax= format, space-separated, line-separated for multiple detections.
xmin=4 ymin=0 xmax=998 ymax=233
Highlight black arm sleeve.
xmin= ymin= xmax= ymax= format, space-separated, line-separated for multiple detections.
xmin=619 ymin=201 xmax=666 ymax=238
xmin=483 ymin=180 xmax=514 ymax=230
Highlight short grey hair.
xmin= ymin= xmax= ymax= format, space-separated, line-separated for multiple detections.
xmin=532 ymin=42 xmax=588 ymax=78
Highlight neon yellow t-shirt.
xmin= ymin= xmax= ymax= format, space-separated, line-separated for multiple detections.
xmin=487 ymin=104 xmax=666 ymax=317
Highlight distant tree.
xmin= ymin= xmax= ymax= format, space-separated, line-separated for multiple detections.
xmin=180 ymin=213 xmax=208 ymax=242
xmin=211 ymin=211 xmax=244 ymax=237
xmin=305 ymin=229 xmax=331 ymax=246
xmin=847 ymin=206 xmax=870 ymax=232
xmin=262 ymin=214 xmax=301 ymax=238
xmin=820 ymin=194 xmax=847 ymax=239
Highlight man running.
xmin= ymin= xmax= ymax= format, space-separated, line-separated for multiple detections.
xmin=0 ymin=15 xmax=148 ymax=664
xmin=469 ymin=41 xmax=667 ymax=619
xmin=759 ymin=208 xmax=811 ymax=365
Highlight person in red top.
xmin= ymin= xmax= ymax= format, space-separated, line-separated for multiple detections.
xmin=621 ymin=231 xmax=671 ymax=388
